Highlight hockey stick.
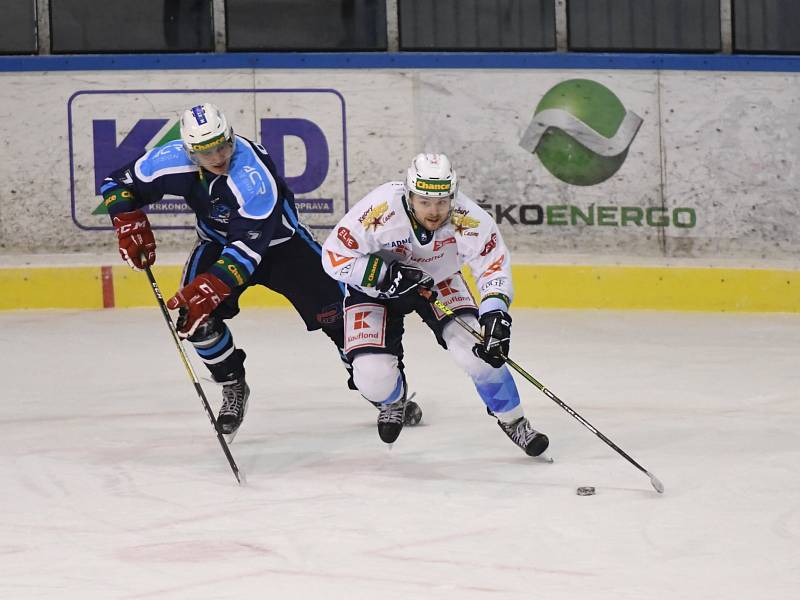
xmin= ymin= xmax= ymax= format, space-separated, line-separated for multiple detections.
xmin=428 ymin=295 xmax=664 ymax=493
xmin=143 ymin=264 xmax=246 ymax=486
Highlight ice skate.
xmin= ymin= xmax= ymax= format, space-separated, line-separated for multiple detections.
xmin=218 ymin=377 xmax=250 ymax=443
xmin=498 ymin=416 xmax=549 ymax=457
xmin=377 ymin=397 xmax=407 ymax=444
xmin=369 ymin=392 xmax=422 ymax=426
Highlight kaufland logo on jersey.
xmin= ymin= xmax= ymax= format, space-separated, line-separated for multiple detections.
xmin=345 ymin=304 xmax=386 ymax=351
xmin=347 ymin=329 xmax=381 ymax=347
xmin=68 ymin=89 xmax=348 ymax=231
xmin=436 ymin=279 xmax=472 ymax=306
xmin=346 ymin=313 xmax=382 ymax=348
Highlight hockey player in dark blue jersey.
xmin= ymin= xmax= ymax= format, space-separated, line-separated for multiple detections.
xmin=103 ymin=103 xmax=423 ymax=442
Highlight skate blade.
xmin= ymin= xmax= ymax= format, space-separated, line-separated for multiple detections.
xmin=221 ymin=402 xmax=248 ymax=446
xmin=535 ymin=453 xmax=554 ymax=464
xmin=222 ymin=429 xmax=239 ymax=444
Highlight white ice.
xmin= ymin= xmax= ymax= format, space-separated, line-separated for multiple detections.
xmin=1 ymin=307 xmax=799 ymax=599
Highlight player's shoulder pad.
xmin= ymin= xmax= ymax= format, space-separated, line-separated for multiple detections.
xmin=227 ymin=136 xmax=279 ymax=219
xmin=452 ymin=191 xmax=486 ymax=215
xmin=351 ymin=181 xmax=405 ymax=227
xmin=360 ymin=181 xmax=404 ymax=204
xmin=134 ymin=140 xmax=197 ymax=182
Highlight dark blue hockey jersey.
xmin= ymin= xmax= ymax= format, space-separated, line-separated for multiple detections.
xmin=102 ymin=136 xmax=302 ymax=289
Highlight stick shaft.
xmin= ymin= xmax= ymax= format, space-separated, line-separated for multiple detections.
xmin=431 ymin=297 xmax=663 ymax=492
xmin=144 ymin=265 xmax=244 ymax=485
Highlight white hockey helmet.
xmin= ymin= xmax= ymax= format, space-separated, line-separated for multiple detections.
xmin=179 ymin=103 xmax=234 ymax=157
xmin=405 ymin=153 xmax=458 ymax=199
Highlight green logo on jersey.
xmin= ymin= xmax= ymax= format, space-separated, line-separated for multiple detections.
xmin=520 ymin=79 xmax=642 ymax=186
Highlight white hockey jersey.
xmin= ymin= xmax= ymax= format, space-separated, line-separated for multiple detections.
xmin=322 ymin=181 xmax=514 ymax=313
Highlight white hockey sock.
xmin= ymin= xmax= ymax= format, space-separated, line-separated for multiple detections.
xmin=352 ymin=353 xmax=404 ymax=405
xmin=494 ymin=404 xmax=524 ymax=424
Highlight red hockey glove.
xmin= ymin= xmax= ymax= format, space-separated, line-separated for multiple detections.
xmin=166 ymin=274 xmax=231 ymax=338
xmin=112 ymin=209 xmax=156 ymax=270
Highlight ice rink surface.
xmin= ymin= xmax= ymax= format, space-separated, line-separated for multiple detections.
xmin=1 ymin=307 xmax=799 ymax=599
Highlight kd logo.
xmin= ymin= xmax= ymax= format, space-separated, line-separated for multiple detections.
xmin=520 ymin=79 xmax=642 ymax=186
xmin=353 ymin=311 xmax=371 ymax=330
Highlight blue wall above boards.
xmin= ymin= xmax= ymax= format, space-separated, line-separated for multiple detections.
xmin=2 ymin=52 xmax=800 ymax=73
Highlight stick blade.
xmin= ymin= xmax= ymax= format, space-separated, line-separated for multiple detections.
xmin=649 ymin=472 xmax=664 ymax=493
xmin=236 ymin=469 xmax=247 ymax=486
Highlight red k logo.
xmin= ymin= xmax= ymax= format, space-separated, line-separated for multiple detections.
xmin=353 ymin=311 xmax=371 ymax=329
xmin=437 ymin=279 xmax=458 ymax=297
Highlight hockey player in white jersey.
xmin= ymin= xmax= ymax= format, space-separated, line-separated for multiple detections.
xmin=322 ymin=153 xmax=549 ymax=456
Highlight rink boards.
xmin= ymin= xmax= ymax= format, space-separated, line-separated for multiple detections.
xmin=2 ymin=262 xmax=798 ymax=312
xmin=2 ymin=53 xmax=799 ymax=313
xmin=1 ymin=53 xmax=800 ymax=264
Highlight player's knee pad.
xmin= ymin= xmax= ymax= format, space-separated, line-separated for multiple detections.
xmin=352 ymin=353 xmax=403 ymax=404
xmin=442 ymin=317 xmax=496 ymax=380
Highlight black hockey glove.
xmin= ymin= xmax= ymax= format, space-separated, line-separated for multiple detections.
xmin=377 ymin=262 xmax=434 ymax=298
xmin=473 ymin=310 xmax=512 ymax=368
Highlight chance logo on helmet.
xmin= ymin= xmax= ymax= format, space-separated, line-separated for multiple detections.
xmin=180 ymin=103 xmax=235 ymax=156
xmin=416 ymin=179 xmax=451 ymax=193
xmin=406 ymin=153 xmax=458 ymax=199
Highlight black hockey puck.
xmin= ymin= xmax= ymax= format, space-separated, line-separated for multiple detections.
xmin=576 ymin=486 xmax=596 ymax=496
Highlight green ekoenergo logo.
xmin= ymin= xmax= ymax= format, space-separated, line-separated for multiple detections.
xmin=520 ymin=79 xmax=642 ymax=186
